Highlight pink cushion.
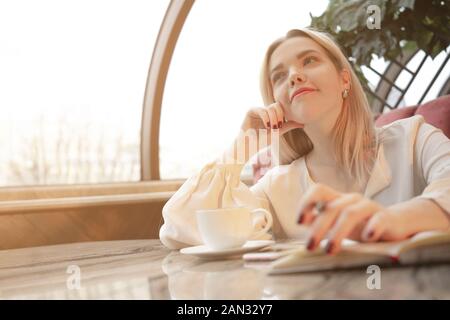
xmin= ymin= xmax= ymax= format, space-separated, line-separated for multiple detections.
xmin=415 ymin=95 xmax=450 ymax=138
xmin=375 ymin=95 xmax=450 ymax=138
xmin=375 ymin=106 xmax=417 ymax=127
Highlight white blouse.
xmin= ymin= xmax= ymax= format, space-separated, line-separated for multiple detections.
xmin=159 ymin=115 xmax=450 ymax=249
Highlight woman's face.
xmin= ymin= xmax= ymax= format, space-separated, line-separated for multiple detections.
xmin=269 ymin=36 xmax=349 ymax=127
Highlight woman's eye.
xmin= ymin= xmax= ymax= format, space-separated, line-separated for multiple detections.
xmin=273 ymin=73 xmax=285 ymax=83
xmin=304 ymin=56 xmax=316 ymax=65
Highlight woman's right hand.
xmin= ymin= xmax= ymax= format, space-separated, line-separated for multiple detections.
xmin=240 ymin=101 xmax=304 ymax=143
xmin=225 ymin=101 xmax=303 ymax=164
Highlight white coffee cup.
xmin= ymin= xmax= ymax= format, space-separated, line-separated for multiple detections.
xmin=196 ymin=206 xmax=273 ymax=250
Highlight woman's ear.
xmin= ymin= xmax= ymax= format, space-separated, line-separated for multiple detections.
xmin=340 ymin=69 xmax=351 ymax=91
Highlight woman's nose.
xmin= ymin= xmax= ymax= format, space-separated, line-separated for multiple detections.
xmin=289 ymin=72 xmax=306 ymax=88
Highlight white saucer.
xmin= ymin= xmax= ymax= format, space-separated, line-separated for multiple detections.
xmin=180 ymin=240 xmax=275 ymax=259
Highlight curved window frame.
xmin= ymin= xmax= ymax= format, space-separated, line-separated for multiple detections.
xmin=141 ymin=0 xmax=194 ymax=181
xmin=365 ymin=49 xmax=450 ymax=115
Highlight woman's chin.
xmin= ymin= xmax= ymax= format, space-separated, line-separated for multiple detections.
xmin=290 ymin=104 xmax=317 ymax=120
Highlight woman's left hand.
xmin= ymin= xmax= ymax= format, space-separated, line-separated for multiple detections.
xmin=296 ymin=183 xmax=411 ymax=255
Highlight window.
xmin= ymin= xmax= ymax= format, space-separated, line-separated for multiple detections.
xmin=159 ymin=0 xmax=328 ymax=179
xmin=389 ymin=48 xmax=450 ymax=108
xmin=361 ymin=56 xmax=389 ymax=92
xmin=361 ymin=47 xmax=450 ymax=114
xmin=0 ymin=0 xmax=169 ymax=186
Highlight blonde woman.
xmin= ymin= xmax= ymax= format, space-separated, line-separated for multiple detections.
xmin=159 ymin=28 xmax=450 ymax=254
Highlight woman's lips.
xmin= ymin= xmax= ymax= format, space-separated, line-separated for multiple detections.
xmin=291 ymin=89 xmax=316 ymax=102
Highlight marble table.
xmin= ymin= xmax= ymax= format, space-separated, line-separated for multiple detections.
xmin=1 ymin=240 xmax=449 ymax=299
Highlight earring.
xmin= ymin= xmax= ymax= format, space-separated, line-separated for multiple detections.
xmin=342 ymin=89 xmax=349 ymax=99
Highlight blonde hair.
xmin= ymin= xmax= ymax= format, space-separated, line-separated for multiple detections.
xmin=260 ymin=27 xmax=377 ymax=186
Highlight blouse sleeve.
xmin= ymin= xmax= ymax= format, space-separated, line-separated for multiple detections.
xmin=159 ymin=153 xmax=274 ymax=250
xmin=415 ymin=122 xmax=450 ymax=214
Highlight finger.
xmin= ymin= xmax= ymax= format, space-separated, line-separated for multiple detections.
xmin=326 ymin=193 xmax=363 ymax=211
xmin=306 ymin=206 xmax=339 ymax=250
xmin=297 ymin=183 xmax=341 ymax=224
xmin=254 ymin=108 xmax=271 ymax=130
xmin=273 ymin=102 xmax=284 ymax=129
xmin=326 ymin=199 xmax=380 ymax=254
xmin=361 ymin=210 xmax=391 ymax=242
xmin=307 ymin=193 xmax=363 ymax=250
xmin=266 ymin=107 xmax=278 ymax=130
xmin=276 ymin=100 xmax=299 ymax=126
xmin=347 ymin=218 xmax=370 ymax=241
xmin=300 ymin=203 xmax=318 ymax=226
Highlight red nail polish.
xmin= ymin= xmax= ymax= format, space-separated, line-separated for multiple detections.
xmin=278 ymin=121 xmax=282 ymax=128
xmin=266 ymin=122 xmax=270 ymax=128
xmin=307 ymin=238 xmax=315 ymax=251
xmin=325 ymin=241 xmax=334 ymax=254
xmin=367 ymin=230 xmax=374 ymax=239
xmin=298 ymin=214 xmax=304 ymax=224
xmin=272 ymin=125 xmax=277 ymax=129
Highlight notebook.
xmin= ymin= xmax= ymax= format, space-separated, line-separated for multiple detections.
xmin=243 ymin=230 xmax=450 ymax=274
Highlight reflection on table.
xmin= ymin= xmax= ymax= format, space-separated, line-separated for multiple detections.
xmin=1 ymin=240 xmax=449 ymax=299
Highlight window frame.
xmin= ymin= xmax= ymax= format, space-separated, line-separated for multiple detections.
xmin=140 ymin=0 xmax=194 ymax=181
